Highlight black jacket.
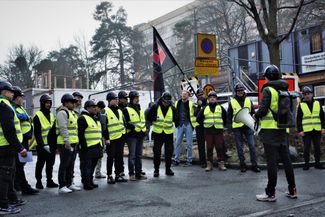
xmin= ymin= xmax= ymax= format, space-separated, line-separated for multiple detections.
xmin=123 ymin=103 xmax=145 ymax=138
xmin=77 ymin=111 xmax=103 ymax=160
xmin=175 ymin=99 xmax=192 ymax=126
xmin=196 ymin=102 xmax=227 ymax=134
xmin=297 ymin=99 xmax=325 ymax=132
xmin=0 ymin=98 xmax=24 ymax=157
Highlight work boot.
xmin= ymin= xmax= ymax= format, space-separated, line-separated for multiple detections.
xmin=205 ymin=161 xmax=213 ymax=172
xmin=240 ymin=163 xmax=247 ymax=172
xmin=21 ymin=187 xmax=39 ymax=195
xmin=35 ymin=181 xmax=44 ymax=189
xmin=218 ymin=161 xmax=227 ymax=171
xmin=153 ymin=169 xmax=159 ymax=178
xmin=165 ymin=169 xmax=174 ymax=176
xmin=47 ymin=180 xmax=59 ymax=188
xmin=83 ymin=183 xmax=94 ymax=190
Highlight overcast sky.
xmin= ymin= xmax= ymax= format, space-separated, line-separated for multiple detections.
xmin=0 ymin=0 xmax=193 ymax=64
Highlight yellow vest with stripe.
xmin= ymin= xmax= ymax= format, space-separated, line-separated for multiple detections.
xmin=300 ymin=101 xmax=321 ymax=132
xmin=105 ymin=107 xmax=125 ymax=140
xmin=0 ymin=97 xmax=23 ymax=146
xmin=126 ymin=107 xmax=146 ymax=133
xmin=83 ymin=115 xmax=102 ymax=147
xmin=175 ymin=100 xmax=199 ymax=127
xmin=16 ymin=106 xmax=32 ymax=134
xmin=152 ymin=106 xmax=174 ymax=134
xmin=56 ymin=109 xmax=78 ymax=144
xmin=203 ymin=105 xmax=224 ymax=129
xmin=34 ymin=111 xmax=54 ymax=145
xmin=260 ymin=87 xmax=279 ymax=129
xmin=230 ymin=97 xmax=252 ymax=128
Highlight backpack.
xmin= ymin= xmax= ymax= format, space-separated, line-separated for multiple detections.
xmin=270 ymin=90 xmax=299 ymax=128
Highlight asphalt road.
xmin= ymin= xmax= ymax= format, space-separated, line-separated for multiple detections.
xmin=9 ymin=155 xmax=325 ymax=217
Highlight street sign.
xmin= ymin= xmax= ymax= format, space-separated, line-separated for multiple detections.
xmin=194 ymin=59 xmax=219 ymax=76
xmin=203 ymin=84 xmax=215 ymax=96
xmin=196 ymin=33 xmax=216 ymax=58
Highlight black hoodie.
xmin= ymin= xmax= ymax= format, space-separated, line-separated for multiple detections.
xmin=123 ymin=103 xmax=145 ymax=138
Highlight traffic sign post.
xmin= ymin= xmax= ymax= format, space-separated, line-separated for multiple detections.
xmin=203 ymin=84 xmax=215 ymax=97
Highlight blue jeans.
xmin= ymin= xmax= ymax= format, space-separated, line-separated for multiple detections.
xmin=126 ymin=137 xmax=144 ymax=176
xmin=174 ymin=123 xmax=193 ymax=163
xmin=233 ymin=127 xmax=257 ymax=166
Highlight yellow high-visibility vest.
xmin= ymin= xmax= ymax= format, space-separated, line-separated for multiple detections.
xmin=105 ymin=107 xmax=125 ymax=140
xmin=260 ymin=87 xmax=279 ymax=129
xmin=152 ymin=105 xmax=174 ymax=134
xmin=0 ymin=97 xmax=23 ymax=146
xmin=203 ymin=105 xmax=223 ymax=129
xmin=83 ymin=115 xmax=102 ymax=147
xmin=16 ymin=106 xmax=32 ymax=134
xmin=56 ymin=109 xmax=78 ymax=144
xmin=34 ymin=111 xmax=54 ymax=145
xmin=126 ymin=107 xmax=146 ymax=133
xmin=301 ymin=101 xmax=321 ymax=132
xmin=230 ymin=97 xmax=252 ymax=128
xmin=175 ymin=100 xmax=199 ymax=127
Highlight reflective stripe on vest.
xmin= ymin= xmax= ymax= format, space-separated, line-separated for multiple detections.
xmin=83 ymin=115 xmax=102 ymax=147
xmin=260 ymin=87 xmax=279 ymax=129
xmin=230 ymin=97 xmax=252 ymax=128
xmin=203 ymin=105 xmax=223 ymax=129
xmin=301 ymin=101 xmax=321 ymax=132
xmin=175 ymin=100 xmax=199 ymax=127
xmin=16 ymin=106 xmax=32 ymax=134
xmin=126 ymin=107 xmax=146 ymax=133
xmin=152 ymin=106 xmax=174 ymax=134
xmin=0 ymin=98 xmax=23 ymax=146
xmin=56 ymin=109 xmax=79 ymax=144
xmin=105 ymin=107 xmax=125 ymax=140
xmin=34 ymin=111 xmax=54 ymax=145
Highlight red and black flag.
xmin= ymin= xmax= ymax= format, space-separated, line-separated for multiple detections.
xmin=152 ymin=26 xmax=177 ymax=101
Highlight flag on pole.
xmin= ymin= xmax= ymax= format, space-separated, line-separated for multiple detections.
xmin=152 ymin=26 xmax=177 ymax=101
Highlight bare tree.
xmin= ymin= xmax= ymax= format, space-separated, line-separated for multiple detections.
xmin=230 ymin=0 xmax=316 ymax=67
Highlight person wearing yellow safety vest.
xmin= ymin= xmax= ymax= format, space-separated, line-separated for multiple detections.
xmin=254 ymin=65 xmax=297 ymax=202
xmin=0 ymin=81 xmax=27 ymax=215
xmin=297 ymin=86 xmax=325 ymax=170
xmin=227 ymin=83 xmax=260 ymax=173
xmin=57 ymin=93 xmax=81 ymax=194
xmin=11 ymin=86 xmax=39 ymax=195
xmin=197 ymin=91 xmax=227 ymax=172
xmin=105 ymin=92 xmax=128 ymax=184
xmin=123 ymin=91 xmax=147 ymax=181
xmin=147 ymin=92 xmax=178 ymax=178
xmin=117 ymin=90 xmax=128 ymax=177
xmin=78 ymin=100 xmax=104 ymax=190
xmin=33 ymin=94 xmax=58 ymax=190
xmin=173 ymin=90 xmax=198 ymax=166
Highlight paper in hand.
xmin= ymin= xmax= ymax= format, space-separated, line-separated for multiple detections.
xmin=18 ymin=151 xmax=33 ymax=163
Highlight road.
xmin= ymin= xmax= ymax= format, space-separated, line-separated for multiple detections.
xmin=11 ymin=155 xmax=325 ymax=217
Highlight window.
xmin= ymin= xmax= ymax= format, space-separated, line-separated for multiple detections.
xmin=310 ymin=31 xmax=323 ymax=53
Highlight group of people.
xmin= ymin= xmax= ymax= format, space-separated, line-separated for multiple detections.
xmin=0 ymin=65 xmax=325 ymax=214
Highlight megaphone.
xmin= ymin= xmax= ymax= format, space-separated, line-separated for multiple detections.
xmin=234 ymin=107 xmax=260 ymax=135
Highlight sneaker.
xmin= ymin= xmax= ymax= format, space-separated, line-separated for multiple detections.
xmin=83 ymin=184 xmax=94 ymax=191
xmin=0 ymin=206 xmax=21 ymax=215
xmin=22 ymin=187 xmax=39 ymax=195
xmin=153 ymin=170 xmax=159 ymax=178
xmin=36 ymin=181 xmax=44 ymax=189
xmin=129 ymin=175 xmax=137 ymax=181
xmin=47 ymin=180 xmax=59 ymax=188
xmin=166 ymin=169 xmax=174 ymax=176
xmin=115 ymin=176 xmax=128 ymax=183
xmin=95 ymin=174 xmax=106 ymax=179
xmin=68 ymin=184 xmax=81 ymax=191
xmin=58 ymin=186 xmax=73 ymax=194
xmin=9 ymin=199 xmax=27 ymax=206
xmin=183 ymin=162 xmax=192 ymax=167
xmin=240 ymin=163 xmax=247 ymax=173
xmin=107 ymin=176 xmax=116 ymax=184
xmin=286 ymin=188 xmax=298 ymax=199
xmin=140 ymin=171 xmax=146 ymax=176
xmin=91 ymin=182 xmax=99 ymax=188
xmin=251 ymin=166 xmax=261 ymax=173
xmin=136 ymin=174 xmax=148 ymax=180
xmin=256 ymin=193 xmax=276 ymax=202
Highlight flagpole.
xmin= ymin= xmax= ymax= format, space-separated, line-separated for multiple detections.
xmin=175 ymin=63 xmax=198 ymax=98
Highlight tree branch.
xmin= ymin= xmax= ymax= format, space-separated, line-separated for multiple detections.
xmin=277 ymin=0 xmax=315 ymax=10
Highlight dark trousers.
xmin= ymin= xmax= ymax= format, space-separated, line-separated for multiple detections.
xmin=233 ymin=127 xmax=257 ymax=166
xmin=35 ymin=146 xmax=56 ymax=182
xmin=58 ymin=145 xmax=77 ymax=188
xmin=196 ymin=126 xmax=206 ymax=165
xmin=263 ymin=143 xmax=296 ymax=196
xmin=106 ymin=137 xmax=124 ymax=176
xmin=14 ymin=137 xmax=31 ymax=191
xmin=205 ymin=132 xmax=225 ymax=162
xmin=153 ymin=133 xmax=174 ymax=171
xmin=303 ymin=130 xmax=321 ymax=164
xmin=127 ymin=136 xmax=144 ymax=176
xmin=0 ymin=156 xmax=18 ymax=209
xmin=80 ymin=157 xmax=98 ymax=185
